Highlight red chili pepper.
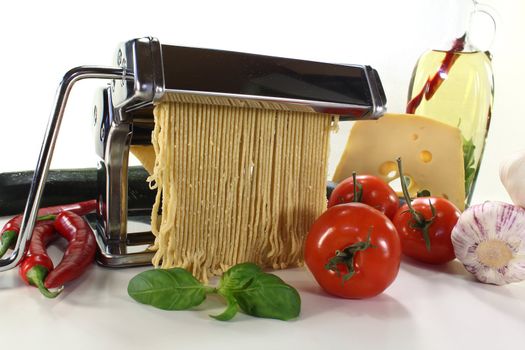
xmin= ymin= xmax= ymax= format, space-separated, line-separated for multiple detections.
xmin=44 ymin=211 xmax=97 ymax=289
xmin=27 ymin=220 xmax=58 ymax=256
xmin=406 ymin=35 xmax=466 ymax=114
xmin=19 ymin=222 xmax=63 ymax=298
xmin=0 ymin=200 xmax=97 ymax=258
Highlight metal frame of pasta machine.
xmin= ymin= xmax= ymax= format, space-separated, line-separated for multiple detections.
xmin=0 ymin=36 xmax=386 ymax=272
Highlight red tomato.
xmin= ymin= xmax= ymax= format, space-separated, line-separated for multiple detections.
xmin=328 ymin=175 xmax=399 ymax=219
xmin=392 ymin=197 xmax=460 ymax=264
xmin=304 ymin=203 xmax=401 ymax=299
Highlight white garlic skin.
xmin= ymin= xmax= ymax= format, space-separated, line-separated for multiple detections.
xmin=500 ymin=150 xmax=525 ymax=208
xmin=451 ymin=201 xmax=525 ymax=285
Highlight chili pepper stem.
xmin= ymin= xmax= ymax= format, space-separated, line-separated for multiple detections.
xmin=0 ymin=230 xmax=17 ymax=258
xmin=37 ymin=214 xmax=57 ymax=222
xmin=0 ymin=215 xmax=57 ymax=258
xmin=26 ymin=265 xmax=63 ymax=298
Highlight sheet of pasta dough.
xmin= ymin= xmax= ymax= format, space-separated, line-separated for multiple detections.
xmin=131 ymin=102 xmax=334 ymax=281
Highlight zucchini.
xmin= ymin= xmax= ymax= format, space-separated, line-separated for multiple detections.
xmin=0 ymin=166 xmax=155 ymax=216
xmin=1 ymin=168 xmax=336 ymax=217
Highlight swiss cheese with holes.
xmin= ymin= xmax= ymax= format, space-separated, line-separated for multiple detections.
xmin=333 ymin=113 xmax=465 ymax=210
xmin=131 ymin=145 xmax=156 ymax=174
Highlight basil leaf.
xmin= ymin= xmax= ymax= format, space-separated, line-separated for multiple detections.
xmin=232 ymin=273 xmax=301 ymax=321
xmin=219 ymin=262 xmax=262 ymax=292
xmin=128 ymin=268 xmax=207 ymax=310
xmin=463 ymin=137 xmax=477 ymax=195
xmin=210 ymin=292 xmax=239 ymax=321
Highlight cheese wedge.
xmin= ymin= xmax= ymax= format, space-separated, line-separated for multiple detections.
xmin=333 ymin=113 xmax=465 ymax=210
xmin=131 ymin=145 xmax=156 ymax=175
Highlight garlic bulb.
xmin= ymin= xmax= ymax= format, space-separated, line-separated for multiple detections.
xmin=500 ymin=150 xmax=525 ymax=208
xmin=451 ymin=201 xmax=525 ymax=285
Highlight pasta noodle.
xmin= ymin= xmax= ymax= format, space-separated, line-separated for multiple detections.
xmin=132 ymin=100 xmax=335 ymax=281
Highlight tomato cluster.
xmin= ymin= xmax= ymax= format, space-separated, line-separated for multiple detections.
xmin=305 ymin=173 xmax=460 ymax=299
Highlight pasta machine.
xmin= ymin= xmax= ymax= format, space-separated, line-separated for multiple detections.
xmin=0 ymin=37 xmax=386 ymax=271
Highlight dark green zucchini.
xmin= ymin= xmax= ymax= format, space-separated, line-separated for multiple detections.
xmin=0 ymin=166 xmax=155 ymax=216
xmin=1 ymin=167 xmax=338 ymax=217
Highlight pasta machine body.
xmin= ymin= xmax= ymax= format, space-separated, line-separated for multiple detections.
xmin=0 ymin=37 xmax=387 ymax=271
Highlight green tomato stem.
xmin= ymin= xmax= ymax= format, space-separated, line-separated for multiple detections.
xmin=352 ymin=172 xmax=358 ymax=202
xmin=396 ymin=157 xmax=423 ymax=225
xmin=397 ymin=157 xmax=434 ymax=251
xmin=324 ymin=227 xmax=375 ymax=283
xmin=352 ymin=171 xmax=363 ymax=203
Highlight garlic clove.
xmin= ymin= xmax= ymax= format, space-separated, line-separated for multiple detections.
xmin=500 ymin=150 xmax=525 ymax=208
xmin=452 ymin=201 xmax=525 ymax=285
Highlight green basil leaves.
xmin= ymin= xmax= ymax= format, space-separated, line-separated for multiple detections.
xmin=127 ymin=268 xmax=209 ymax=310
xmin=219 ymin=262 xmax=262 ymax=291
xmin=463 ymin=136 xmax=476 ymax=197
xmin=230 ymin=273 xmax=301 ymax=321
xmin=128 ymin=263 xmax=301 ymax=321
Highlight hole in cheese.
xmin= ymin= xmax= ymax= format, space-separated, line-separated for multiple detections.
xmin=379 ymin=161 xmax=398 ymax=179
xmin=332 ymin=114 xmax=466 ymax=211
xmin=387 ymin=170 xmax=397 ymax=178
xmin=412 ymin=133 xmax=419 ymax=141
xmin=420 ymin=150 xmax=432 ymax=163
xmin=389 ymin=175 xmax=413 ymax=194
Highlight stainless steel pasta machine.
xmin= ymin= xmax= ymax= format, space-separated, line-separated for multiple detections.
xmin=0 ymin=37 xmax=386 ymax=271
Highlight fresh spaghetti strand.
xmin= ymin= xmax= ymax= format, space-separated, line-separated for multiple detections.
xmin=147 ymin=101 xmax=333 ymax=280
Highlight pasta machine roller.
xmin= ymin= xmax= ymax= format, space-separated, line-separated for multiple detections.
xmin=0 ymin=36 xmax=386 ymax=271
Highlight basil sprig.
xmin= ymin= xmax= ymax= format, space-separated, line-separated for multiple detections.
xmin=127 ymin=268 xmax=210 ymax=310
xmin=127 ymin=263 xmax=301 ymax=321
xmin=463 ymin=136 xmax=476 ymax=197
xmin=230 ymin=272 xmax=301 ymax=320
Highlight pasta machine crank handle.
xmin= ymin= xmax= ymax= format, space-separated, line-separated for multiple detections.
xmin=0 ymin=66 xmax=133 ymax=272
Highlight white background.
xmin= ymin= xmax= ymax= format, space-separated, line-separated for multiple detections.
xmin=0 ymin=1 xmax=524 ymax=350
xmin=0 ymin=0 xmax=523 ymax=205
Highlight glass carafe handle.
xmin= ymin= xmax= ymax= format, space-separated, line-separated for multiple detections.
xmin=468 ymin=2 xmax=497 ymax=52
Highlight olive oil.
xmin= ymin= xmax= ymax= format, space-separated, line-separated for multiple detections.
xmin=407 ymin=50 xmax=494 ymax=206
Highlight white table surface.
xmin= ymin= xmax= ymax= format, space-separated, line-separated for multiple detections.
xmin=0 ymin=221 xmax=524 ymax=350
